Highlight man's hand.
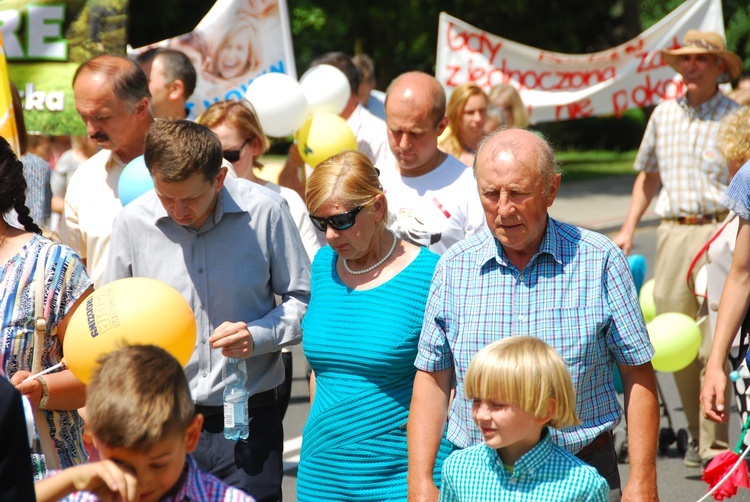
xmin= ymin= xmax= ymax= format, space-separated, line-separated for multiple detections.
xmin=701 ymin=364 xmax=730 ymax=423
xmin=611 ymin=230 xmax=634 ymax=255
xmin=407 ymin=478 xmax=440 ymax=502
xmin=210 ymin=321 xmax=255 ymax=358
xmin=622 ymin=477 xmax=658 ymax=502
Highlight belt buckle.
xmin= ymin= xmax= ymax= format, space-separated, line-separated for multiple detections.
xmin=683 ymin=215 xmax=701 ymax=225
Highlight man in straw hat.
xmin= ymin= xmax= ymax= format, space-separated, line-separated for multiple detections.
xmin=614 ymin=29 xmax=742 ymax=469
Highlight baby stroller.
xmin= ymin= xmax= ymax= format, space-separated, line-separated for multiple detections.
xmin=613 ymin=255 xmax=689 ymax=463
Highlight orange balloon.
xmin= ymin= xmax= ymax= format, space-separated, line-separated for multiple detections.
xmin=63 ymin=277 xmax=196 ymax=384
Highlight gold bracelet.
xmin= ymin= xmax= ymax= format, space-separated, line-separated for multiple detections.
xmin=35 ymin=375 xmax=50 ymax=409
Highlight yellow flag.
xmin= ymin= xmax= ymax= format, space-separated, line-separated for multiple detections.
xmin=0 ymin=30 xmax=20 ymax=157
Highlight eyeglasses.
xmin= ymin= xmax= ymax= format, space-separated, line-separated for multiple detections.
xmin=222 ymin=139 xmax=250 ymax=162
xmin=309 ymin=206 xmax=363 ymax=232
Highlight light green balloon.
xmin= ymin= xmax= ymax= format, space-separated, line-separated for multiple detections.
xmin=639 ymin=278 xmax=656 ymax=323
xmin=647 ymin=312 xmax=701 ymax=373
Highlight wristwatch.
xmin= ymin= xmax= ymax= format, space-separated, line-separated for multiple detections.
xmin=35 ymin=375 xmax=50 ymax=409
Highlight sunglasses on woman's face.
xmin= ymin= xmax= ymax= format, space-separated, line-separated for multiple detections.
xmin=309 ymin=206 xmax=363 ymax=232
xmin=222 ymin=139 xmax=250 ymax=162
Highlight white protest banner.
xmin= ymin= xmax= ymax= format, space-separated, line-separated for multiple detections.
xmin=131 ymin=0 xmax=295 ymax=118
xmin=436 ymin=0 xmax=724 ymax=123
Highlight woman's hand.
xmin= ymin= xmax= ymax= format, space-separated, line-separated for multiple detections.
xmin=10 ymin=370 xmax=43 ymax=408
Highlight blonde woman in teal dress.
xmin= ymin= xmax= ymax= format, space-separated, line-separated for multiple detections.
xmin=297 ymin=150 xmax=453 ymax=501
xmin=0 ymin=136 xmax=93 ymax=480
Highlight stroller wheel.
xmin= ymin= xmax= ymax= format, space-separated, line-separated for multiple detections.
xmin=658 ymin=427 xmax=675 ymax=454
xmin=676 ymin=428 xmax=689 ymax=455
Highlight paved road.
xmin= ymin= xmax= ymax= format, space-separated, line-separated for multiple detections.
xmin=279 ymin=225 xmax=743 ymax=501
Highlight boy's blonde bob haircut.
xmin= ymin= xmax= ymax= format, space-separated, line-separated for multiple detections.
xmin=86 ymin=344 xmax=195 ymax=451
xmin=465 ymin=336 xmax=580 ymax=429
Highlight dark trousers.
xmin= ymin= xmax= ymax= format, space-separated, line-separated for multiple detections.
xmin=276 ymin=351 xmax=293 ymax=420
xmin=193 ymin=403 xmax=284 ymax=502
xmin=577 ymin=439 xmax=622 ymax=502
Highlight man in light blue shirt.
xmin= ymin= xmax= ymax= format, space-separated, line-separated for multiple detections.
xmin=407 ymin=128 xmax=659 ymax=502
xmin=104 ymin=120 xmax=310 ymax=501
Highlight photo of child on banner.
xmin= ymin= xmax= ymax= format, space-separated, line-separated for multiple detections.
xmin=130 ymin=0 xmax=294 ymax=118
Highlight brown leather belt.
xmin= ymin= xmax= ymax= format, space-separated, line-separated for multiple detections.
xmin=665 ymin=212 xmax=728 ymax=225
xmin=576 ymin=431 xmax=614 ymax=458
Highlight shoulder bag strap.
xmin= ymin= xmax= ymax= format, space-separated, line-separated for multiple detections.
xmin=32 ymin=241 xmax=61 ymax=470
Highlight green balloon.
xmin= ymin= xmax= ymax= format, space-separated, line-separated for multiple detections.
xmin=647 ymin=312 xmax=701 ymax=373
xmin=639 ymin=278 xmax=656 ymax=323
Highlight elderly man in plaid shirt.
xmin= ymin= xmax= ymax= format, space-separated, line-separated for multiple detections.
xmin=408 ymin=128 xmax=659 ymax=502
xmin=614 ymin=30 xmax=743 ymax=469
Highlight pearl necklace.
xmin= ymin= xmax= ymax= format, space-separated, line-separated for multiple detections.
xmin=343 ymin=230 xmax=398 ymax=275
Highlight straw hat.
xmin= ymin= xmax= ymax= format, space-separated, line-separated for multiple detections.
xmin=661 ymin=30 xmax=742 ymax=83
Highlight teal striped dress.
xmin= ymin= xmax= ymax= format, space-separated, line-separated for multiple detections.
xmin=0 ymin=234 xmax=91 ymax=479
xmin=298 ymin=246 xmax=453 ymax=501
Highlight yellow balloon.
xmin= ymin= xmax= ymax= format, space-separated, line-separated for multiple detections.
xmin=63 ymin=277 xmax=196 ymax=384
xmin=647 ymin=312 xmax=701 ymax=373
xmin=639 ymin=278 xmax=656 ymax=323
xmin=296 ymin=112 xmax=358 ymax=168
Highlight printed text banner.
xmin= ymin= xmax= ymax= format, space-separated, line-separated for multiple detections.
xmin=131 ymin=0 xmax=296 ymax=119
xmin=1 ymin=0 xmax=129 ymax=135
xmin=435 ymin=0 xmax=724 ymax=123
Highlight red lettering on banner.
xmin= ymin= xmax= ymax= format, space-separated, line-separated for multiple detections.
xmin=555 ymin=99 xmax=593 ymax=120
xmin=445 ymin=58 xmax=616 ymax=92
xmin=445 ymin=65 xmax=463 ymax=87
xmin=611 ymin=75 xmax=686 ymax=117
xmin=446 ymin=22 xmax=503 ymax=64
xmin=624 ymin=38 xmax=644 ymax=54
xmin=636 ymin=50 xmax=669 ymax=73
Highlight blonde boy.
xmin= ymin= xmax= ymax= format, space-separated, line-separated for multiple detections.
xmin=35 ymin=345 xmax=254 ymax=502
xmin=439 ymin=337 xmax=609 ymax=502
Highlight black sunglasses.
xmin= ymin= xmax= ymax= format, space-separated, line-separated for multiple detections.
xmin=309 ymin=206 xmax=363 ymax=232
xmin=222 ymin=139 xmax=250 ymax=163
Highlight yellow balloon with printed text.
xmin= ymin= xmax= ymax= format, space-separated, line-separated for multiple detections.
xmin=63 ymin=278 xmax=196 ymax=384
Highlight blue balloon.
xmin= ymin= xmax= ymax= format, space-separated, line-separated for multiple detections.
xmin=627 ymin=254 xmax=647 ymax=295
xmin=119 ymin=155 xmax=154 ymax=206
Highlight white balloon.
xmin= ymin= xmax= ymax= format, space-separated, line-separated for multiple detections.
xmin=299 ymin=64 xmax=350 ymax=116
xmin=244 ymin=73 xmax=309 ymax=138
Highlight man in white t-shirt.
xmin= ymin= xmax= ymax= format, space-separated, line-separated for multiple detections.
xmin=378 ymin=71 xmax=485 ymax=254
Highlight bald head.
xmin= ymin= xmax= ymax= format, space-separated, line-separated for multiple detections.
xmin=476 ymin=128 xmax=560 ymax=195
xmin=385 ymin=71 xmax=446 ymax=127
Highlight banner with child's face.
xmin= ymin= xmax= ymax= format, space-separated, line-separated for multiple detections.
xmin=131 ymin=0 xmax=296 ymax=120
xmin=0 ymin=0 xmax=129 ymax=135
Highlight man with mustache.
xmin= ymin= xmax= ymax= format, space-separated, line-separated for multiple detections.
xmin=59 ymin=54 xmax=154 ymax=287
xmin=613 ymin=30 xmax=742 ymax=469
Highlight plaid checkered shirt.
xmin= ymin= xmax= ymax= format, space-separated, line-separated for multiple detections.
xmin=439 ymin=429 xmax=609 ymax=502
xmin=723 ymin=161 xmax=750 ymax=220
xmin=58 ymin=455 xmax=254 ymax=502
xmin=415 ymin=222 xmax=654 ymax=453
xmin=634 ymin=91 xmax=740 ymax=218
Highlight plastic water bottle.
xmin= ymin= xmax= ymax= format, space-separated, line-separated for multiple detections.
xmin=223 ymin=357 xmax=249 ymax=440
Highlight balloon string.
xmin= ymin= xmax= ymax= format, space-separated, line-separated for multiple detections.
xmin=22 ymin=360 xmax=66 ymax=383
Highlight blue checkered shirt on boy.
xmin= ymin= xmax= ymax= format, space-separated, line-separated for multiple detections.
xmin=439 ymin=428 xmax=609 ymax=502
xmin=415 ymin=221 xmax=654 ymax=454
